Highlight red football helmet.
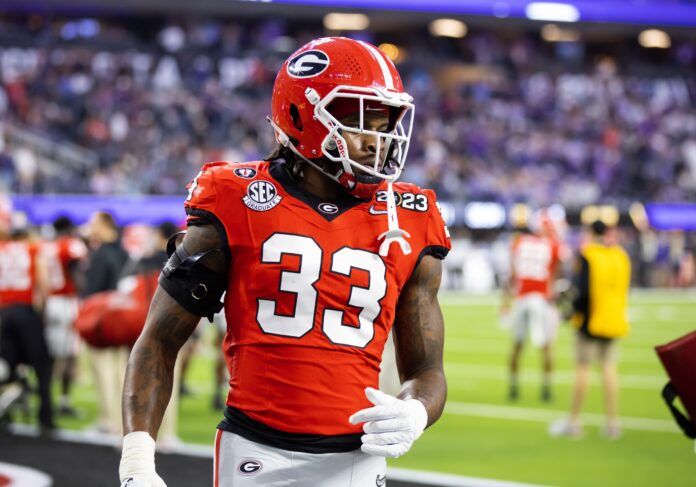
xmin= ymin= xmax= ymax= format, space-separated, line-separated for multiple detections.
xmin=270 ymin=37 xmax=415 ymax=199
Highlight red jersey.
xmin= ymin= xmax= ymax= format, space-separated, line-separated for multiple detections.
xmin=42 ymin=236 xmax=88 ymax=296
xmin=511 ymin=233 xmax=560 ymax=298
xmin=185 ymin=160 xmax=450 ymax=436
xmin=0 ymin=240 xmax=39 ymax=307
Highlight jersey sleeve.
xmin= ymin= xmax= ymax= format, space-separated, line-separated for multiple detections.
xmin=183 ymin=162 xmax=232 ymax=246
xmin=421 ymin=189 xmax=451 ymax=260
xmin=185 ymin=163 xmax=220 ymax=223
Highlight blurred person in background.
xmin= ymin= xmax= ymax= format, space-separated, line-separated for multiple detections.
xmin=84 ymin=212 xmax=129 ymax=297
xmin=41 ymin=216 xmax=88 ymax=417
xmin=0 ymin=214 xmax=53 ymax=431
xmin=82 ymin=210 xmax=129 ymax=435
xmin=551 ymin=221 xmax=631 ymax=439
xmin=501 ymin=211 xmax=562 ymax=402
xmin=121 ymin=221 xmax=178 ymax=277
xmin=210 ymin=310 xmax=228 ymax=411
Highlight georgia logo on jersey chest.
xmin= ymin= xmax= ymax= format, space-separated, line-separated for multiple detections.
xmin=317 ymin=202 xmax=339 ymax=214
xmin=243 ymin=180 xmax=282 ymax=211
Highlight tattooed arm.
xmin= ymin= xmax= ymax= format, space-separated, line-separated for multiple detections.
xmin=393 ymin=255 xmax=447 ymax=427
xmin=122 ymin=224 xmax=227 ymax=437
xmin=348 ymin=255 xmax=446 ymax=458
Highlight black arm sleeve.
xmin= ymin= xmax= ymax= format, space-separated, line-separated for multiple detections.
xmin=572 ymin=255 xmax=590 ymax=322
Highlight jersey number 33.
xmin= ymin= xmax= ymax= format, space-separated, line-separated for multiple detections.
xmin=256 ymin=233 xmax=386 ymax=348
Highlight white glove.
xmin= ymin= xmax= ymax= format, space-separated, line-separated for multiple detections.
xmin=119 ymin=432 xmax=167 ymax=487
xmin=348 ymin=387 xmax=428 ymax=458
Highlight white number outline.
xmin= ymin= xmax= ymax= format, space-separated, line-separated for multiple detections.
xmin=322 ymin=246 xmax=387 ymax=348
xmin=256 ymin=233 xmax=322 ymax=339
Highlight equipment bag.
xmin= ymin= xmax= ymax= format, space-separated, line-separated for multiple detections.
xmin=75 ymin=271 xmax=158 ymax=348
xmin=655 ymin=330 xmax=696 ymax=439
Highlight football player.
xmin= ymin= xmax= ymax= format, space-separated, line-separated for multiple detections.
xmin=501 ymin=210 xmax=562 ymax=402
xmin=41 ymin=216 xmax=88 ymax=416
xmin=120 ymin=37 xmax=450 ymax=486
xmin=0 ymin=216 xmax=53 ymax=430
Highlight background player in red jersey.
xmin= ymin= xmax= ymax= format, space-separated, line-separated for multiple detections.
xmin=41 ymin=216 xmax=88 ymax=416
xmin=120 ymin=37 xmax=450 ymax=486
xmin=501 ymin=210 xmax=562 ymax=402
xmin=0 ymin=217 xmax=53 ymax=430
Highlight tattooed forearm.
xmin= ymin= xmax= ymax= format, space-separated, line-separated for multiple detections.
xmin=122 ymin=223 xmax=227 ymax=438
xmin=122 ymin=289 xmax=199 ymax=437
xmin=393 ymin=255 xmax=447 ymax=427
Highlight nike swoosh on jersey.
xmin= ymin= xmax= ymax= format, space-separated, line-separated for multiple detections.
xmin=368 ymin=205 xmax=389 ymax=215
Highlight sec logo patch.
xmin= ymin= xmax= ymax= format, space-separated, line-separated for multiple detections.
xmin=234 ymin=167 xmax=257 ymax=179
xmin=243 ymin=180 xmax=282 ymax=211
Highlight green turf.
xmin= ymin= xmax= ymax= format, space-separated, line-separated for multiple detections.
xmin=41 ymin=290 xmax=696 ymax=486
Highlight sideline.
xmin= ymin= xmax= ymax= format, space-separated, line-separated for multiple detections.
xmin=388 ymin=467 xmax=546 ymax=487
xmin=0 ymin=462 xmax=52 ymax=487
xmin=7 ymin=424 xmax=545 ymax=487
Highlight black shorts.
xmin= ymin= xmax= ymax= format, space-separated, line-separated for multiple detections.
xmin=0 ymin=304 xmax=50 ymax=375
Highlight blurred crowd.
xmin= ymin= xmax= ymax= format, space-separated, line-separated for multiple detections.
xmin=0 ymin=16 xmax=694 ymax=207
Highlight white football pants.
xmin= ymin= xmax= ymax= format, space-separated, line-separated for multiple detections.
xmin=213 ymin=430 xmax=387 ymax=487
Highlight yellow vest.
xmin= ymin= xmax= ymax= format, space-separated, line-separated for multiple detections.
xmin=578 ymin=242 xmax=631 ymax=338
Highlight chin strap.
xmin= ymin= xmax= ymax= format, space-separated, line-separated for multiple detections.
xmin=378 ymin=182 xmax=411 ymax=256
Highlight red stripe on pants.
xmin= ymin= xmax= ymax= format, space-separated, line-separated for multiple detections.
xmin=213 ymin=429 xmax=222 ymax=487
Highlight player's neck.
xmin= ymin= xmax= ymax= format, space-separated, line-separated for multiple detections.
xmin=297 ymin=164 xmax=347 ymax=202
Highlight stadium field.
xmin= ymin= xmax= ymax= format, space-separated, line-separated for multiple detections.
xmin=53 ymin=289 xmax=695 ymax=486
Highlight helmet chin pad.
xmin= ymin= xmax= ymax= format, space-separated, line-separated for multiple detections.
xmin=308 ymin=155 xmax=385 ymax=200
xmin=337 ymin=170 xmax=383 ymax=199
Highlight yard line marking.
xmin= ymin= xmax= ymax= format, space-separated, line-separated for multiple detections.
xmin=445 ymin=336 xmax=667 ymax=354
xmin=444 ymin=363 xmax=665 ymax=389
xmin=388 ymin=468 xmax=547 ymax=487
xmin=444 ymin=338 xmax=663 ymax=365
xmin=444 ymin=402 xmax=678 ymax=433
xmin=438 ymin=290 xmax=696 ymax=307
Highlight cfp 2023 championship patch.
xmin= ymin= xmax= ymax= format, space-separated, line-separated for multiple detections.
xmin=243 ymin=180 xmax=282 ymax=211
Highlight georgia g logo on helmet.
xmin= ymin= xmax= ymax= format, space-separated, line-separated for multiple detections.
xmin=287 ymin=50 xmax=330 ymax=78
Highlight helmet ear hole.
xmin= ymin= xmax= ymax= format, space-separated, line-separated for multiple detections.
xmin=289 ymin=104 xmax=303 ymax=131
